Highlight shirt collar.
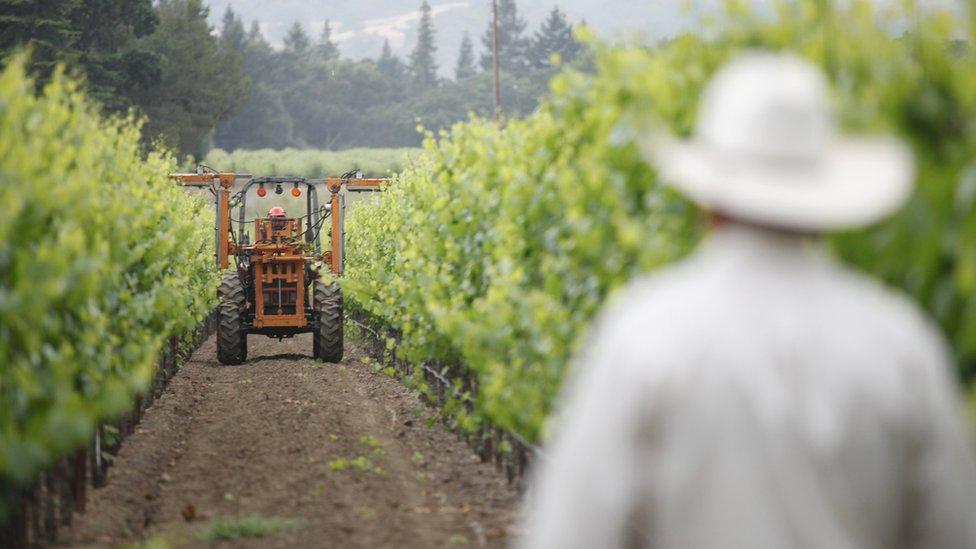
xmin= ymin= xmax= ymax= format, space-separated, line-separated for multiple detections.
xmin=697 ymin=223 xmax=826 ymax=265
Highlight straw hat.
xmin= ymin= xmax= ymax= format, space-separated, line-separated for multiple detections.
xmin=645 ymin=51 xmax=914 ymax=231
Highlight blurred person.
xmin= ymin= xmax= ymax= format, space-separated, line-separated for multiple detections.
xmin=269 ymin=206 xmax=287 ymax=217
xmin=518 ymin=52 xmax=976 ymax=549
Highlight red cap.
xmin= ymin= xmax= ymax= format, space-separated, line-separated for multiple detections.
xmin=269 ymin=206 xmax=286 ymax=217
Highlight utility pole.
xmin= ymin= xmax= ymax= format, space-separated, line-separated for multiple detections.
xmin=492 ymin=0 xmax=501 ymax=120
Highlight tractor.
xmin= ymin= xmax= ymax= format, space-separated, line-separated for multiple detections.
xmin=170 ymin=168 xmax=387 ymax=365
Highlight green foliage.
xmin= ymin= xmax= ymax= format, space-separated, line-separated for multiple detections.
xmin=0 ymin=0 xmax=246 ymax=158
xmin=64 ymin=0 xmax=161 ymax=112
xmin=0 ymin=0 xmax=160 ymax=109
xmin=328 ymin=435 xmax=386 ymax=471
xmin=215 ymin=11 xmax=419 ymax=150
xmin=480 ymin=0 xmax=531 ymax=76
xmin=203 ymin=147 xmax=420 ymax=178
xmin=135 ymin=0 xmax=246 ymax=159
xmin=528 ymin=6 xmax=582 ymax=71
xmin=344 ymin=0 xmax=976 ymax=442
xmin=0 ymin=57 xmax=218 ymax=503
xmin=409 ymin=1 xmax=438 ymax=89
xmin=198 ymin=515 xmax=303 ymax=541
xmin=213 ymin=3 xmax=579 ymax=151
xmin=283 ymin=22 xmax=311 ymax=56
xmin=219 ymin=6 xmax=247 ymax=55
xmin=0 ymin=0 xmax=81 ymax=82
xmin=328 ymin=455 xmax=374 ymax=472
xmin=317 ymin=20 xmax=340 ymax=62
xmin=378 ymin=39 xmax=406 ymax=81
xmin=359 ymin=435 xmax=381 ymax=448
xmin=455 ymin=32 xmax=476 ymax=81
xmin=214 ymin=13 xmax=290 ymax=151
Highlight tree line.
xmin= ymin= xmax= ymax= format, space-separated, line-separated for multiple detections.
xmin=216 ymin=0 xmax=586 ymax=151
xmin=0 ymin=0 xmax=585 ymax=157
xmin=0 ymin=0 xmax=244 ymax=159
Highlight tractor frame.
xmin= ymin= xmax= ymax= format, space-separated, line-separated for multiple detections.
xmin=170 ymin=168 xmax=387 ymax=364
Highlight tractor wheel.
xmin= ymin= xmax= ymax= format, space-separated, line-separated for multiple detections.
xmin=313 ymin=281 xmax=343 ymax=363
xmin=217 ymin=271 xmax=247 ymax=365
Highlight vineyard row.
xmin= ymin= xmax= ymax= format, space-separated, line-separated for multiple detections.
xmin=0 ymin=57 xmax=219 ymax=522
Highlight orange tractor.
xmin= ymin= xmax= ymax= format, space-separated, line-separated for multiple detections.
xmin=170 ymin=168 xmax=386 ymax=364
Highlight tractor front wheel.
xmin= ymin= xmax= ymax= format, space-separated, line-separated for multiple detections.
xmin=313 ymin=281 xmax=343 ymax=363
xmin=217 ymin=271 xmax=247 ymax=365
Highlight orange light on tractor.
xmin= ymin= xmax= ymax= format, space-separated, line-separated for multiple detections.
xmin=292 ymin=183 xmax=302 ymax=197
xmin=257 ymin=183 xmax=267 ymax=197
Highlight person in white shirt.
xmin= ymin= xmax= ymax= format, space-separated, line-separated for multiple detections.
xmin=518 ymin=52 xmax=976 ymax=549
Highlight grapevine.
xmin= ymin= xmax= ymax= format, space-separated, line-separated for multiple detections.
xmin=0 ymin=57 xmax=219 ymax=509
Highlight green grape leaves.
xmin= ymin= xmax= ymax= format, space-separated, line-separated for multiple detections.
xmin=0 ymin=57 xmax=219 ymax=491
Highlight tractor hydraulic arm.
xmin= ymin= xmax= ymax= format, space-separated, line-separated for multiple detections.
xmin=169 ymin=171 xmax=243 ymax=269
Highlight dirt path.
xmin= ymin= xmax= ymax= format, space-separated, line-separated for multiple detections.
xmin=61 ymin=333 xmax=520 ymax=547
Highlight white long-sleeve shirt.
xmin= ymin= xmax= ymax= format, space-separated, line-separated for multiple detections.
xmin=520 ymin=224 xmax=976 ymax=549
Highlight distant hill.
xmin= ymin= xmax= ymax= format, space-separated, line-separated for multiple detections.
xmin=205 ymin=0 xmax=712 ymax=76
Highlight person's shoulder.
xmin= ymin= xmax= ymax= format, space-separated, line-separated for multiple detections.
xmin=831 ymin=263 xmax=948 ymax=362
xmin=584 ymin=261 xmax=720 ymax=372
xmin=602 ymin=258 xmax=722 ymax=326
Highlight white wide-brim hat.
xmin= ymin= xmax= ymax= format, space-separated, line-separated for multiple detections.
xmin=643 ymin=51 xmax=914 ymax=231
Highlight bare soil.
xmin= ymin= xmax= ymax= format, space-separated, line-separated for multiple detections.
xmin=59 ymin=333 xmax=520 ymax=548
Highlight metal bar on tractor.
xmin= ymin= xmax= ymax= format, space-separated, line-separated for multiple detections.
xmin=330 ymin=191 xmax=342 ymax=275
xmin=217 ymin=176 xmax=234 ymax=269
xmin=215 ymin=186 xmax=223 ymax=266
xmin=323 ymin=177 xmax=388 ymax=192
xmin=168 ymin=173 xmax=215 ymax=186
xmin=340 ymin=193 xmax=347 ymax=271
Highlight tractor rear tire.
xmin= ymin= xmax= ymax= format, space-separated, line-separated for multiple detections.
xmin=313 ymin=281 xmax=343 ymax=363
xmin=217 ymin=271 xmax=247 ymax=365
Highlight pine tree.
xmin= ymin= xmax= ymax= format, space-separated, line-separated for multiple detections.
xmin=408 ymin=1 xmax=437 ymax=87
xmin=528 ymin=6 xmax=581 ymax=70
xmin=244 ymin=20 xmax=275 ymax=76
xmin=0 ymin=0 xmax=161 ymax=104
xmin=283 ymin=21 xmax=310 ymax=55
xmin=317 ymin=19 xmax=339 ymax=61
xmin=377 ymin=39 xmax=405 ymax=80
xmin=216 ymin=17 xmax=293 ymax=150
xmin=454 ymin=32 xmax=475 ymax=80
xmin=0 ymin=0 xmax=80 ymax=78
xmin=136 ymin=0 xmax=246 ymax=158
xmin=244 ymin=21 xmax=275 ymax=75
xmin=68 ymin=0 xmax=160 ymax=111
xmin=219 ymin=6 xmax=247 ymax=54
xmin=480 ymin=0 xmax=530 ymax=76
xmin=247 ymin=20 xmax=264 ymax=44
